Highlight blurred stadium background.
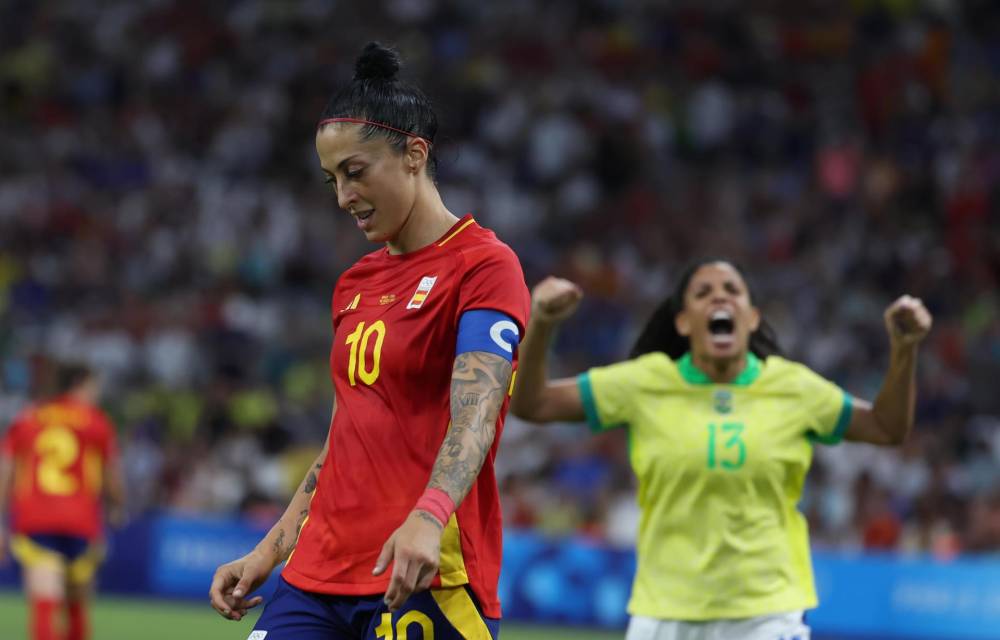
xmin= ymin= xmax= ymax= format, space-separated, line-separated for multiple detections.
xmin=1 ymin=0 xmax=999 ymax=639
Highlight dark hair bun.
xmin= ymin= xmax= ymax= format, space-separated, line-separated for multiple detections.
xmin=354 ymin=42 xmax=401 ymax=82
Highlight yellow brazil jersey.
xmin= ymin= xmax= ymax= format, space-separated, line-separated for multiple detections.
xmin=578 ymin=352 xmax=852 ymax=621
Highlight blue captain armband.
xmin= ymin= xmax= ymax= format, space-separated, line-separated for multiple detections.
xmin=456 ymin=309 xmax=520 ymax=361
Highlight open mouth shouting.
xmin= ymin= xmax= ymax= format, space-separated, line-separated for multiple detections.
xmin=708 ymin=309 xmax=737 ymax=349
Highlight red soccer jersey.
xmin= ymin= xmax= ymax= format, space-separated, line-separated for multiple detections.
xmin=1 ymin=396 xmax=118 ymax=540
xmin=283 ymin=215 xmax=530 ymax=618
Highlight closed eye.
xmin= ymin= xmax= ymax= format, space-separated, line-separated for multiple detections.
xmin=323 ymin=174 xmax=338 ymax=195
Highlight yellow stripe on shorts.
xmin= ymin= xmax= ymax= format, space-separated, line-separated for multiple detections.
xmin=9 ymin=535 xmax=104 ymax=584
xmin=68 ymin=544 xmax=104 ymax=585
xmin=431 ymin=586 xmax=494 ymax=640
xmin=9 ymin=535 xmax=64 ymax=570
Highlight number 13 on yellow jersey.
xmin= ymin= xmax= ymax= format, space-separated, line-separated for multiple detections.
xmin=707 ymin=422 xmax=746 ymax=470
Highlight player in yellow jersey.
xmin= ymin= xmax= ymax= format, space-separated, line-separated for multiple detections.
xmin=510 ymin=259 xmax=932 ymax=640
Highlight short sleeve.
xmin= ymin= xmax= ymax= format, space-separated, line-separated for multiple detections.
xmin=578 ymin=358 xmax=647 ymax=433
xmin=455 ymin=246 xmax=530 ymax=335
xmin=0 ymin=421 xmax=15 ymax=458
xmin=96 ymin=411 xmax=119 ymax=461
xmin=799 ymin=366 xmax=853 ymax=445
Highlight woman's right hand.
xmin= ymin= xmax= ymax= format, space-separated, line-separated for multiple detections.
xmin=532 ymin=277 xmax=583 ymax=324
xmin=208 ymin=549 xmax=273 ymax=621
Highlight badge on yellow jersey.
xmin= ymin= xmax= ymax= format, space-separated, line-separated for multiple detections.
xmin=713 ymin=390 xmax=733 ymax=414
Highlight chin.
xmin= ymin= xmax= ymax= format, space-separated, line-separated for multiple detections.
xmin=704 ymin=342 xmax=742 ymax=361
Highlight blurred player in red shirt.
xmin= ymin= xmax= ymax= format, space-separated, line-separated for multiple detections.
xmin=210 ymin=41 xmax=530 ymax=640
xmin=0 ymin=363 xmax=125 ymax=640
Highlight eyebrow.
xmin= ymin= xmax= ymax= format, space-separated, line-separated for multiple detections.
xmin=693 ymin=279 xmax=742 ymax=291
xmin=320 ymin=154 xmax=362 ymax=177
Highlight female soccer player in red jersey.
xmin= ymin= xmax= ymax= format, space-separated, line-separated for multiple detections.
xmin=209 ymin=42 xmax=530 ymax=640
xmin=0 ymin=363 xmax=125 ymax=640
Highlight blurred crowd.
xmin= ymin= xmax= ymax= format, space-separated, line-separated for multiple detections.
xmin=1 ymin=0 xmax=998 ymax=555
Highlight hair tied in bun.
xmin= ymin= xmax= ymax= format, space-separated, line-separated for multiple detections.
xmin=354 ymin=42 xmax=401 ymax=82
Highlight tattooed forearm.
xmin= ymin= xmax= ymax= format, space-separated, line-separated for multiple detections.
xmin=270 ymin=507 xmax=311 ymax=562
xmin=304 ymin=463 xmax=321 ymax=494
xmin=427 ymin=351 xmax=512 ymax=504
xmin=256 ymin=416 xmax=332 ymax=565
xmin=272 ymin=528 xmax=288 ymax=559
xmin=460 ymin=393 xmax=479 ymax=407
xmin=263 ymin=456 xmax=323 ymax=563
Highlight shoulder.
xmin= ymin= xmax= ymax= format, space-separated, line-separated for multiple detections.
xmin=340 ymin=247 xmax=389 ymax=281
xmin=452 ymin=221 xmax=521 ymax=267
xmin=631 ymin=351 xmax=677 ymax=373
xmin=331 ymin=248 xmax=388 ymax=305
xmin=592 ymin=352 xmax=676 ymax=384
xmin=759 ymin=355 xmax=829 ymax=388
xmin=3 ymin=405 xmax=38 ymax=441
xmin=87 ymin=405 xmax=115 ymax=431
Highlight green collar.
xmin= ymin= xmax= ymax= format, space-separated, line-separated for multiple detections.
xmin=677 ymin=352 xmax=762 ymax=386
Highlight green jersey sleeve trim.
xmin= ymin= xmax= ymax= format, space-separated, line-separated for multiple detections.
xmin=811 ymin=391 xmax=854 ymax=445
xmin=577 ymin=373 xmax=605 ymax=434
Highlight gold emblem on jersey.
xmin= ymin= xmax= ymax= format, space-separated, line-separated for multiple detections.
xmin=379 ymin=294 xmax=396 ymax=305
xmin=406 ymin=276 xmax=437 ymax=309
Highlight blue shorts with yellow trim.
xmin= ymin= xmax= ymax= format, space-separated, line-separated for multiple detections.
xmin=9 ymin=534 xmax=105 ymax=585
xmin=248 ymin=576 xmax=500 ymax=640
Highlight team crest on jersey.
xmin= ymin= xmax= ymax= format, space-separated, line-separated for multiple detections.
xmin=379 ymin=294 xmax=397 ymax=305
xmin=406 ymin=276 xmax=437 ymax=309
xmin=713 ymin=390 xmax=733 ymax=414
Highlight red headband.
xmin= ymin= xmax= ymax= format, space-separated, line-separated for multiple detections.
xmin=317 ymin=117 xmax=431 ymax=145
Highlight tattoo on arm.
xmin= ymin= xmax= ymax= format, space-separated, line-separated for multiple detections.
xmin=303 ymin=461 xmax=322 ymax=494
xmin=428 ymin=351 xmax=513 ymax=504
xmin=272 ymin=528 xmax=288 ymax=560
xmin=275 ymin=461 xmax=323 ymax=561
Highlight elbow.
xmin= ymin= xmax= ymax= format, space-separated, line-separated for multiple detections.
xmin=509 ymin=399 xmax=536 ymax=422
xmin=888 ymin=427 xmax=911 ymax=446
xmin=509 ymin=396 xmax=547 ymax=424
xmin=877 ymin=420 xmax=910 ymax=446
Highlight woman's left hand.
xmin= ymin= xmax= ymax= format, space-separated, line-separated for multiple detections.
xmin=373 ymin=510 xmax=443 ymax=611
xmin=884 ymin=295 xmax=933 ymax=348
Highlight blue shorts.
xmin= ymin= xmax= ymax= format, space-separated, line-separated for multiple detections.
xmin=27 ymin=534 xmax=90 ymax=561
xmin=249 ymin=576 xmax=500 ymax=640
xmin=9 ymin=534 xmax=104 ymax=584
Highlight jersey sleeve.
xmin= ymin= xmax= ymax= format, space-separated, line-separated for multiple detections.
xmin=0 ymin=412 xmax=27 ymax=459
xmin=798 ymin=365 xmax=854 ymax=445
xmin=95 ymin=410 xmax=119 ymax=461
xmin=455 ymin=246 xmax=530 ymax=334
xmin=0 ymin=420 xmax=15 ymax=458
xmin=577 ymin=358 xmax=646 ymax=433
